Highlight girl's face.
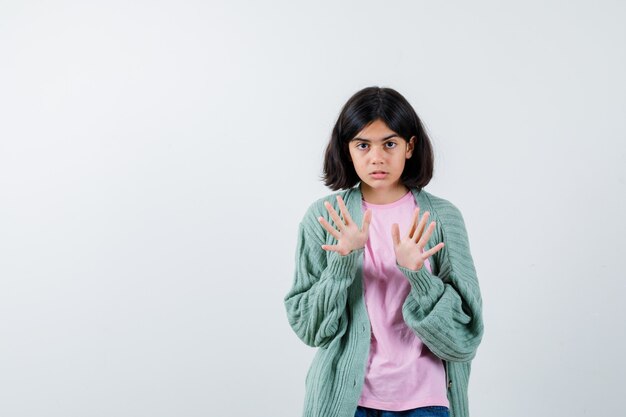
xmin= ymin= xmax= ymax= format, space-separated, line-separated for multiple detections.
xmin=348 ymin=119 xmax=415 ymax=197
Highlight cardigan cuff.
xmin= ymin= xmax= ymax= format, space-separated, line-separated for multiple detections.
xmin=396 ymin=261 xmax=443 ymax=296
xmin=326 ymin=247 xmax=364 ymax=280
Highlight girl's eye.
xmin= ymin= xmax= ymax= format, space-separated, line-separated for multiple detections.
xmin=355 ymin=142 xmax=397 ymax=150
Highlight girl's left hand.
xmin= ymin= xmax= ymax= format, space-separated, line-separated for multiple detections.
xmin=391 ymin=207 xmax=445 ymax=271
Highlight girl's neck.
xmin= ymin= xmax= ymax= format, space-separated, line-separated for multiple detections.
xmin=360 ymin=182 xmax=410 ymax=205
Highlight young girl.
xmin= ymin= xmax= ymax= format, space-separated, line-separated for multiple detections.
xmin=284 ymin=87 xmax=484 ymax=417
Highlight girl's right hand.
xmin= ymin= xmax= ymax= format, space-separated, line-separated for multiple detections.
xmin=317 ymin=195 xmax=372 ymax=256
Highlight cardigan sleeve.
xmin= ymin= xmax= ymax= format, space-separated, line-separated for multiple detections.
xmin=283 ymin=210 xmax=363 ymax=349
xmin=397 ymin=201 xmax=484 ymax=362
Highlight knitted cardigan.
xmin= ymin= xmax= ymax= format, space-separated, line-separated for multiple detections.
xmin=284 ymin=184 xmax=484 ymax=417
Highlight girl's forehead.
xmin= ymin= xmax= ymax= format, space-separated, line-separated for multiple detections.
xmin=353 ymin=120 xmax=399 ymax=141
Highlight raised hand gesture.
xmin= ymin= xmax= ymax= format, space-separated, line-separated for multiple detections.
xmin=391 ymin=207 xmax=445 ymax=271
xmin=318 ymin=195 xmax=372 ymax=256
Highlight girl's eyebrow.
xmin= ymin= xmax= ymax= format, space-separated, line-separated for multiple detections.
xmin=352 ymin=134 xmax=399 ymax=142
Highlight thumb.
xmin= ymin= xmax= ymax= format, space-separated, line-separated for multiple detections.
xmin=391 ymin=223 xmax=400 ymax=246
xmin=361 ymin=209 xmax=372 ymax=236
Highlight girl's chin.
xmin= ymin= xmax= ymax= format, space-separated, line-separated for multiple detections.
xmin=360 ymin=178 xmax=400 ymax=188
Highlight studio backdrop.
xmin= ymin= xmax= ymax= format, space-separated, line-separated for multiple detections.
xmin=1 ymin=1 xmax=624 ymax=416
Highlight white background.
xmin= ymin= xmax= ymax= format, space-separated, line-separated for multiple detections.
xmin=1 ymin=1 xmax=625 ymax=416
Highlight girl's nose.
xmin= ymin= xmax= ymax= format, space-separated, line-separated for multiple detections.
xmin=371 ymin=145 xmax=386 ymax=161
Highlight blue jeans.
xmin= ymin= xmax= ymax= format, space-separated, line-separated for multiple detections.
xmin=355 ymin=405 xmax=449 ymax=417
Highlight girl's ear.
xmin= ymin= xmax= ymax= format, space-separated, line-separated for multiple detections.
xmin=406 ymin=136 xmax=416 ymax=158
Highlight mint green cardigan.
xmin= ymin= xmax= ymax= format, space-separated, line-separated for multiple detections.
xmin=284 ymin=184 xmax=484 ymax=417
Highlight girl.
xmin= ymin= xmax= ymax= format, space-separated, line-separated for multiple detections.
xmin=284 ymin=87 xmax=484 ymax=417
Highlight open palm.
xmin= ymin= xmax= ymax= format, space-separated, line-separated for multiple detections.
xmin=318 ymin=195 xmax=372 ymax=256
xmin=392 ymin=207 xmax=445 ymax=271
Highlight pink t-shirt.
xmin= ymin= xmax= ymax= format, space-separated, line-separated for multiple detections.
xmin=357 ymin=190 xmax=449 ymax=411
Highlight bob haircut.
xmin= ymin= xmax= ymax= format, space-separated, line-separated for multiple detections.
xmin=321 ymin=86 xmax=434 ymax=191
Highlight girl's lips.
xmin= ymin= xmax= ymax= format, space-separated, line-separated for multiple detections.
xmin=370 ymin=172 xmax=388 ymax=179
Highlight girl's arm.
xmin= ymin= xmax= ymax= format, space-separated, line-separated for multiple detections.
xmin=398 ymin=200 xmax=484 ymax=363
xmin=283 ymin=206 xmax=362 ymax=349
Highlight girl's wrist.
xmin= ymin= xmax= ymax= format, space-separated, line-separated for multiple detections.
xmin=342 ymin=247 xmax=364 ymax=257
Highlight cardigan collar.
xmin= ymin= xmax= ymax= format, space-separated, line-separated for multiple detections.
xmin=344 ymin=182 xmax=431 ymax=228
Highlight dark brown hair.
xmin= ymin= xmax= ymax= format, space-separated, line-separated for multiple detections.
xmin=321 ymin=86 xmax=434 ymax=191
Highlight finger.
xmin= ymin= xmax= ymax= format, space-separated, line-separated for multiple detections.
xmin=324 ymin=200 xmax=345 ymax=231
xmin=336 ymin=195 xmax=353 ymax=226
xmin=412 ymin=211 xmax=430 ymax=242
xmin=391 ymin=223 xmax=400 ymax=246
xmin=422 ymin=242 xmax=445 ymax=258
xmin=417 ymin=221 xmax=436 ymax=247
xmin=318 ymin=216 xmax=341 ymax=241
xmin=362 ymin=209 xmax=372 ymax=236
xmin=407 ymin=207 xmax=420 ymax=239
